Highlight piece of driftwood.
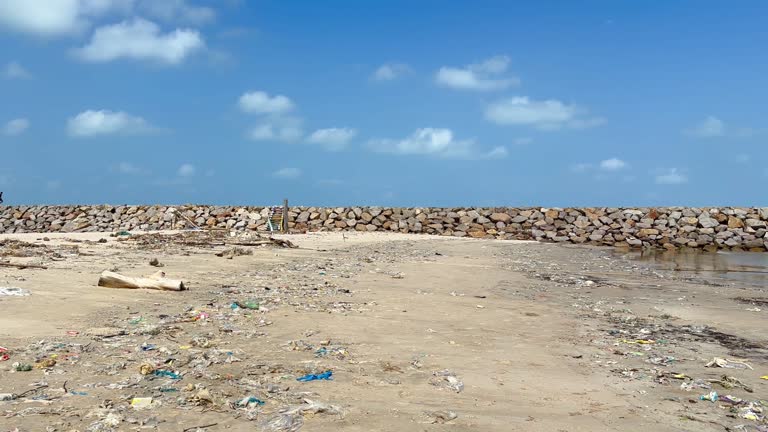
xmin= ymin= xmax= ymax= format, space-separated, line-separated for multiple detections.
xmin=0 ymin=261 xmax=48 ymax=270
xmin=227 ymin=238 xmax=298 ymax=248
xmin=97 ymin=270 xmax=185 ymax=291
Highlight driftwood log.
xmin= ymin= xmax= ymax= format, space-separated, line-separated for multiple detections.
xmin=97 ymin=270 xmax=185 ymax=291
xmin=0 ymin=262 xmax=48 ymax=270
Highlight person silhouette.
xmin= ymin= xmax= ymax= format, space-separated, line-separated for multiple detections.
xmin=0 ymin=192 xmax=3 ymax=204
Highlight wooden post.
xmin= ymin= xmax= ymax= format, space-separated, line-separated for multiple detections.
xmin=282 ymin=199 xmax=288 ymax=233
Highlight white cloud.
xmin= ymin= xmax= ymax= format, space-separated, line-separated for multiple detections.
xmin=655 ymin=168 xmax=687 ymax=185
xmin=4 ymin=61 xmax=31 ymax=79
xmin=0 ymin=0 xmax=132 ymax=36
xmin=599 ymin=158 xmax=626 ymax=171
xmin=686 ymin=116 xmax=724 ymax=138
xmin=248 ymin=118 xmax=303 ymax=142
xmin=372 ymin=63 xmax=410 ymax=81
xmin=177 ymin=163 xmax=195 ymax=177
xmin=435 ymin=55 xmax=519 ymax=91
xmin=137 ymin=0 xmax=215 ymax=24
xmin=3 ymin=118 xmax=30 ymax=136
xmin=485 ymin=96 xmax=604 ymax=130
xmin=273 ymin=167 xmax=301 ymax=179
xmin=0 ymin=1 xmax=212 ymax=36
xmin=306 ymin=128 xmax=356 ymax=151
xmin=74 ymin=18 xmax=204 ymax=64
xmin=239 ymin=91 xmax=294 ymax=114
xmin=368 ymin=128 xmax=506 ymax=160
xmin=67 ymin=109 xmax=154 ymax=137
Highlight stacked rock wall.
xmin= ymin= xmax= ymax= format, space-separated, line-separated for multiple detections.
xmin=1 ymin=205 xmax=767 ymax=251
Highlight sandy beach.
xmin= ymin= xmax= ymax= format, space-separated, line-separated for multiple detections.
xmin=1 ymin=231 xmax=766 ymax=431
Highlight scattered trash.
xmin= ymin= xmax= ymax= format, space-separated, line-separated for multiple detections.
xmin=215 ymin=247 xmax=253 ymax=259
xmin=0 ymin=393 xmax=16 ymax=401
xmin=236 ymin=396 xmax=265 ymax=407
xmin=746 ymin=307 xmax=762 ymax=312
xmin=706 ymin=357 xmax=753 ymax=370
xmin=153 ymin=370 xmax=182 ymax=380
xmin=86 ymin=327 xmax=126 ymax=337
xmin=0 ymin=287 xmax=31 ymax=296
xmin=620 ymin=339 xmax=655 ymax=344
xmin=149 ymin=258 xmax=164 ymax=267
xmin=36 ymin=358 xmax=56 ymax=368
xmin=708 ymin=375 xmax=753 ymax=393
xmin=231 ymin=300 xmax=259 ymax=310
xmin=699 ymin=391 xmax=719 ymax=402
xmin=425 ymin=410 xmax=458 ymax=424
xmin=430 ymin=370 xmax=464 ymax=393
xmin=131 ymin=397 xmax=153 ymax=409
xmin=0 ymin=346 xmax=9 ymax=362
xmin=139 ymin=363 xmax=155 ymax=375
xmin=297 ymin=370 xmax=333 ymax=382
xmin=13 ymin=362 xmax=33 ymax=372
xmin=761 ymin=375 xmax=768 ymax=380
xmin=256 ymin=413 xmax=304 ymax=432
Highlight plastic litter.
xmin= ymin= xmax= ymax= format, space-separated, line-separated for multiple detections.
xmin=131 ymin=397 xmax=153 ymax=409
xmin=297 ymin=370 xmax=333 ymax=382
xmin=0 ymin=393 xmax=16 ymax=401
xmin=13 ymin=362 xmax=32 ymax=372
xmin=620 ymin=339 xmax=655 ymax=344
xmin=231 ymin=300 xmax=259 ymax=310
xmin=706 ymin=357 xmax=753 ymax=370
xmin=430 ymin=370 xmax=464 ymax=393
xmin=761 ymin=376 xmax=768 ymax=380
xmin=284 ymin=399 xmax=344 ymax=417
xmin=425 ymin=410 xmax=458 ymax=424
xmin=700 ymin=391 xmax=719 ymax=402
xmin=256 ymin=413 xmax=304 ymax=432
xmin=153 ymin=370 xmax=182 ymax=380
xmin=236 ymin=396 xmax=265 ymax=407
xmin=0 ymin=346 xmax=9 ymax=362
xmin=0 ymin=287 xmax=31 ymax=296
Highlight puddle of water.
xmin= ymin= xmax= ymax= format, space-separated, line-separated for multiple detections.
xmin=619 ymin=249 xmax=768 ymax=287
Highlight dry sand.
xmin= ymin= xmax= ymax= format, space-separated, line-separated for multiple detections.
xmin=0 ymin=231 xmax=766 ymax=431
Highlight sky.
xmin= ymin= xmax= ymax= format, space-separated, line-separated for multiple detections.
xmin=0 ymin=0 xmax=766 ymax=207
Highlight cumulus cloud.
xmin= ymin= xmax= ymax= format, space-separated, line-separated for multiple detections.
xmin=67 ymin=109 xmax=155 ymax=137
xmin=655 ymin=168 xmax=688 ymax=185
xmin=137 ymin=0 xmax=215 ymax=24
xmin=273 ymin=167 xmax=301 ymax=179
xmin=177 ymin=163 xmax=195 ymax=177
xmin=435 ymin=55 xmax=519 ymax=91
xmin=306 ymin=128 xmax=356 ymax=151
xmin=74 ymin=18 xmax=204 ymax=64
xmin=0 ymin=0 xmax=129 ymax=36
xmin=4 ymin=61 xmax=31 ymax=79
xmin=0 ymin=1 xmax=211 ymax=36
xmin=368 ymin=128 xmax=506 ymax=160
xmin=3 ymin=118 xmax=30 ymax=136
xmin=248 ymin=118 xmax=303 ymax=142
xmin=599 ymin=158 xmax=626 ymax=171
xmin=372 ymin=63 xmax=410 ymax=81
xmin=239 ymin=91 xmax=294 ymax=114
xmin=485 ymin=96 xmax=604 ymax=130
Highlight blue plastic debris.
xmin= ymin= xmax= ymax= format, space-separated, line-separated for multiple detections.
xmin=237 ymin=396 xmax=266 ymax=407
xmin=296 ymin=370 xmax=333 ymax=382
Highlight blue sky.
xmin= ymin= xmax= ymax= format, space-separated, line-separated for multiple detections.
xmin=1 ymin=1 xmax=766 ymax=207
